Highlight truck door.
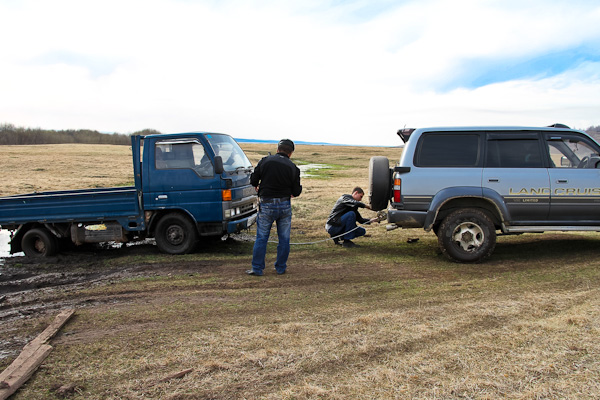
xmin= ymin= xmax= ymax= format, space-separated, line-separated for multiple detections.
xmin=482 ymin=132 xmax=550 ymax=222
xmin=545 ymin=133 xmax=600 ymax=222
xmin=145 ymin=138 xmax=222 ymax=222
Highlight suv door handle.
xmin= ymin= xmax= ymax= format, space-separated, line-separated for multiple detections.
xmin=556 ymin=179 xmax=568 ymax=184
xmin=488 ymin=178 xmax=499 ymax=183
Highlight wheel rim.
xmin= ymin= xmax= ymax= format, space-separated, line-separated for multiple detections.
xmin=166 ymin=225 xmax=185 ymax=246
xmin=451 ymin=222 xmax=484 ymax=252
xmin=33 ymin=237 xmax=47 ymax=254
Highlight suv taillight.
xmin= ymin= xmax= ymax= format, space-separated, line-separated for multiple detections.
xmin=393 ymin=175 xmax=402 ymax=203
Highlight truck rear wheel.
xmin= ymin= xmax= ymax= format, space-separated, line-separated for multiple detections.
xmin=369 ymin=156 xmax=391 ymax=211
xmin=21 ymin=228 xmax=58 ymax=257
xmin=437 ymin=208 xmax=496 ymax=263
xmin=155 ymin=213 xmax=198 ymax=254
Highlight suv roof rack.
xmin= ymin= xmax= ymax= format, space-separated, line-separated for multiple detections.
xmin=548 ymin=123 xmax=570 ymax=129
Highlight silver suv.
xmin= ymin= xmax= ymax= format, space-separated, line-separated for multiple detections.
xmin=369 ymin=125 xmax=600 ymax=262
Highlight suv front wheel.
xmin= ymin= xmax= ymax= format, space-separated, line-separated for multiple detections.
xmin=437 ymin=208 xmax=496 ymax=263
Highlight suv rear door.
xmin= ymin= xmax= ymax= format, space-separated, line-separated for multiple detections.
xmin=482 ymin=132 xmax=550 ymax=223
xmin=404 ymin=132 xmax=483 ymax=211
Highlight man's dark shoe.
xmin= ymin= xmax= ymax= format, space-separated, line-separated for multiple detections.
xmin=246 ymin=269 xmax=263 ymax=276
xmin=342 ymin=240 xmax=359 ymax=248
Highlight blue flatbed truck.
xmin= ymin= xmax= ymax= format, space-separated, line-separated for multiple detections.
xmin=0 ymin=132 xmax=258 ymax=257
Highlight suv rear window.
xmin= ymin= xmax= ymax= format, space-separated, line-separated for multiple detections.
xmin=486 ymin=134 xmax=543 ymax=168
xmin=415 ymin=133 xmax=481 ymax=167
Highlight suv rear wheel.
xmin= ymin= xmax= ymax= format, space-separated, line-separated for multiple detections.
xmin=437 ymin=208 xmax=496 ymax=263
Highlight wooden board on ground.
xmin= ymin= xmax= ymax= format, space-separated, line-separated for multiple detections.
xmin=0 ymin=309 xmax=75 ymax=400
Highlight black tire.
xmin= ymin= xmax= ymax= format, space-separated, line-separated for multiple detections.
xmin=437 ymin=208 xmax=496 ymax=263
xmin=21 ymin=228 xmax=58 ymax=257
xmin=155 ymin=213 xmax=198 ymax=254
xmin=368 ymin=156 xmax=391 ymax=211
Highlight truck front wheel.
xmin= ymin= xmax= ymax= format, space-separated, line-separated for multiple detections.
xmin=21 ymin=228 xmax=58 ymax=257
xmin=437 ymin=209 xmax=496 ymax=263
xmin=155 ymin=213 xmax=198 ymax=254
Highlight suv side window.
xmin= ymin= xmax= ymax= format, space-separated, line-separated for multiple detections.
xmin=414 ymin=133 xmax=481 ymax=167
xmin=485 ymin=133 xmax=543 ymax=168
xmin=546 ymin=134 xmax=600 ymax=169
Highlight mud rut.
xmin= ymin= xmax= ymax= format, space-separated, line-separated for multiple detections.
xmin=0 ymin=241 xmax=227 ymax=362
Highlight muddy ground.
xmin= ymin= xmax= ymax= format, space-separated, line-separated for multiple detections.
xmin=0 ymin=239 xmax=236 ymax=362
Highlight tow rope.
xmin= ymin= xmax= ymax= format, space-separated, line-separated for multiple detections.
xmin=234 ymin=210 xmax=388 ymax=245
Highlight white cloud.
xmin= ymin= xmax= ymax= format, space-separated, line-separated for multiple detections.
xmin=1 ymin=0 xmax=599 ymax=146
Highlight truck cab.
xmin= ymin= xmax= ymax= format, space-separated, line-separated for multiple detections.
xmin=140 ymin=132 xmax=258 ymax=253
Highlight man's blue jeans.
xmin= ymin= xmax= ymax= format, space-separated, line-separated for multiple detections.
xmin=326 ymin=211 xmax=366 ymax=240
xmin=251 ymin=199 xmax=292 ymax=275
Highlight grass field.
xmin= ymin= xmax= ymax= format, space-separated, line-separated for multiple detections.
xmin=1 ymin=142 xmax=599 ymax=399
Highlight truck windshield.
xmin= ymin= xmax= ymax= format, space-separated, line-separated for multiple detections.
xmin=204 ymin=134 xmax=252 ymax=172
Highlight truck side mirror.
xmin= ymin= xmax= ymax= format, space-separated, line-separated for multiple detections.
xmin=214 ymin=156 xmax=224 ymax=175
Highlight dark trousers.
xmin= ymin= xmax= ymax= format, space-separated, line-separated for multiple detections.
xmin=326 ymin=211 xmax=366 ymax=240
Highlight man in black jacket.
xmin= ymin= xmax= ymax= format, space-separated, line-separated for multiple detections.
xmin=325 ymin=187 xmax=377 ymax=248
xmin=247 ymin=139 xmax=302 ymax=276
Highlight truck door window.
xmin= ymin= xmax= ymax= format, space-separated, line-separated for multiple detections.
xmin=546 ymin=135 xmax=600 ymax=169
xmin=155 ymin=142 xmax=214 ymax=177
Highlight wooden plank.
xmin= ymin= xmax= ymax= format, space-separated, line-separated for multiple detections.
xmin=0 ymin=345 xmax=41 ymax=384
xmin=0 ymin=309 xmax=75 ymax=400
xmin=25 ymin=309 xmax=76 ymax=349
xmin=0 ymin=345 xmax=52 ymax=400
xmin=0 ymin=309 xmax=75 ymax=382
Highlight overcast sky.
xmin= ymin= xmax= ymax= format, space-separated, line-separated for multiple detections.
xmin=1 ymin=0 xmax=599 ymax=146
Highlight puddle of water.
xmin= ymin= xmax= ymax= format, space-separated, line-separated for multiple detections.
xmin=0 ymin=229 xmax=22 ymax=264
xmin=0 ymin=229 xmax=156 ymax=264
xmin=0 ymin=342 xmax=17 ymax=360
xmin=298 ymin=163 xmax=331 ymax=178
xmin=0 ymin=230 xmax=10 ymax=257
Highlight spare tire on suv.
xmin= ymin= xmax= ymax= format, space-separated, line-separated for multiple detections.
xmin=368 ymin=156 xmax=391 ymax=211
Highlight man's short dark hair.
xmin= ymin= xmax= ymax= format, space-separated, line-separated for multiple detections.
xmin=353 ymin=187 xmax=364 ymax=194
xmin=278 ymin=139 xmax=295 ymax=155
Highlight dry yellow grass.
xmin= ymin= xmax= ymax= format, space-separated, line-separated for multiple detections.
xmin=0 ymin=144 xmax=133 ymax=196
xmin=1 ymin=142 xmax=599 ymax=399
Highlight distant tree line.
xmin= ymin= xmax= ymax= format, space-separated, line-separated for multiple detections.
xmin=586 ymin=125 xmax=600 ymax=141
xmin=2 ymin=122 xmax=600 ymax=145
xmin=0 ymin=123 xmax=162 ymax=145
